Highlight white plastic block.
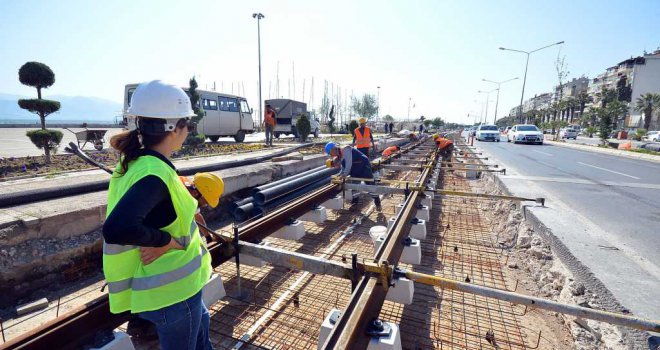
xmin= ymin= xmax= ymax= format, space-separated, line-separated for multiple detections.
xmin=318 ymin=309 xmax=342 ymax=350
xmin=387 ymin=217 xmax=397 ymax=230
xmin=420 ymin=195 xmax=432 ymax=209
xmin=91 ymin=332 xmax=135 ymax=350
xmin=466 ymin=165 xmax=479 ymax=180
xmin=343 ymin=189 xmax=354 ymax=203
xmin=385 ymin=277 xmax=414 ymax=305
xmin=271 ymin=220 xmax=306 ymax=240
xmin=300 ymin=206 xmax=328 ymax=223
xmin=373 ymin=235 xmax=385 ymax=254
xmin=242 ymin=241 xmax=268 ymax=267
xmin=323 ymin=196 xmax=343 ymax=210
xmin=424 ymin=190 xmax=436 ymax=199
xmin=366 ymin=322 xmax=402 ymax=350
xmin=202 ymin=273 xmax=226 ymax=308
xmin=401 ymin=238 xmax=421 ymax=265
xmin=369 ymin=226 xmax=388 ymax=243
xmin=409 ymin=219 xmax=427 ymax=240
xmin=415 ymin=205 xmax=430 ymax=221
xmin=395 ymin=203 xmax=405 ymax=215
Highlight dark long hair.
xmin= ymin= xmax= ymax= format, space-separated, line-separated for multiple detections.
xmin=110 ymin=118 xmax=187 ymax=175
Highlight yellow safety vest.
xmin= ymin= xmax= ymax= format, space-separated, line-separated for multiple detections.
xmin=103 ymin=155 xmax=211 ymax=314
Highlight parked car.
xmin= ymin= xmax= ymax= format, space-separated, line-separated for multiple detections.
xmin=642 ymin=131 xmax=660 ymax=142
xmin=476 ymin=124 xmax=500 ymax=142
xmin=560 ymin=127 xmax=578 ymax=139
xmin=507 ymin=124 xmax=544 ymax=145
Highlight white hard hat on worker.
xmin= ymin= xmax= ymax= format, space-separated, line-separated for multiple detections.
xmin=127 ymin=80 xmax=195 ymax=133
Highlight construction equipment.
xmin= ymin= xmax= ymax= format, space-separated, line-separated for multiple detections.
xmin=64 ymin=128 xmax=108 ymax=151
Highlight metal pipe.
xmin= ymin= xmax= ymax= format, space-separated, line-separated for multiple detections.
xmin=233 ymin=202 xmax=256 ymax=222
xmin=253 ymin=167 xmax=338 ymax=205
xmin=253 ymin=177 xmax=332 ymax=216
xmin=251 ymin=165 xmax=325 ymax=195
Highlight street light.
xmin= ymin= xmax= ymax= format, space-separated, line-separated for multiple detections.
xmin=377 ymin=86 xmax=381 ymax=122
xmin=499 ymin=41 xmax=564 ymax=123
xmin=482 ymin=77 xmax=518 ymax=124
xmin=477 ymin=89 xmax=497 ymax=124
xmin=252 ymin=12 xmax=265 ymax=129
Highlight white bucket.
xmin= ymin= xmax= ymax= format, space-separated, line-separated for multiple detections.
xmin=369 ymin=226 xmax=388 ymax=242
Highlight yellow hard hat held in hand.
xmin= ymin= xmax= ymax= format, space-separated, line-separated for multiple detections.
xmin=194 ymin=172 xmax=224 ymax=208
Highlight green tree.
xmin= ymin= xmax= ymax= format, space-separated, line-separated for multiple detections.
xmin=184 ymin=76 xmax=206 ymax=148
xmin=348 ymin=120 xmax=359 ymax=137
xmin=327 ymin=105 xmax=336 ymax=134
xmin=296 ymin=114 xmax=311 ymax=142
xmin=576 ymin=91 xmax=591 ymax=121
xmin=351 ymin=94 xmax=378 ymax=120
xmin=634 ymin=93 xmax=660 ymax=130
xmin=597 ymin=87 xmax=617 ymax=108
xmin=382 ymin=114 xmax=395 ymax=122
xmin=431 ymin=117 xmax=444 ymax=129
xmin=18 ymin=61 xmax=62 ymax=163
xmin=423 ymin=119 xmax=432 ymax=128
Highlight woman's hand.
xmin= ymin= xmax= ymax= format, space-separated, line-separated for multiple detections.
xmin=140 ymin=238 xmax=183 ymax=265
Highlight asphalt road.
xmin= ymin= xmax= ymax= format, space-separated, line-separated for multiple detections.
xmin=471 ymin=135 xmax=660 ymax=320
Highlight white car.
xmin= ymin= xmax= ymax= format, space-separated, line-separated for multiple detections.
xmin=476 ymin=125 xmax=500 ymax=142
xmin=560 ymin=127 xmax=578 ymax=139
xmin=642 ymin=131 xmax=660 ymax=142
xmin=507 ymin=124 xmax=544 ymax=145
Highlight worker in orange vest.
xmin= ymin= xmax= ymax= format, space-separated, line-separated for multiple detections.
xmin=263 ymin=104 xmax=276 ymax=147
xmin=352 ymin=117 xmax=376 ymax=157
xmin=382 ymin=145 xmax=400 ymax=158
xmin=433 ymin=134 xmax=454 ymax=163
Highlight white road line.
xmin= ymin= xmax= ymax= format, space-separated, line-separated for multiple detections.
xmin=577 ymin=162 xmax=640 ymax=179
xmin=532 ymin=150 xmax=553 ymax=156
xmin=504 ymin=175 xmax=660 ymax=190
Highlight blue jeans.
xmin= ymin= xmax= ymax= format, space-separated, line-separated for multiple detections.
xmin=138 ymin=291 xmax=213 ymax=350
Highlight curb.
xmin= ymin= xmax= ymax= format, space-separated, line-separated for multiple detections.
xmin=545 ymin=140 xmax=660 ymax=164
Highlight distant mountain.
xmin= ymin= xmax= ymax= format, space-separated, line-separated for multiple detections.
xmin=0 ymin=93 xmax=122 ymax=122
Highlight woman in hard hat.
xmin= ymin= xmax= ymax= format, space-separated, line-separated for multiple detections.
xmin=352 ymin=117 xmax=376 ymax=157
xmin=102 ymin=80 xmax=214 ymax=350
xmin=325 ymin=142 xmax=382 ymax=211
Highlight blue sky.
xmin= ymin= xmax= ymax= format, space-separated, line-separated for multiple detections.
xmin=1 ymin=0 xmax=659 ymax=124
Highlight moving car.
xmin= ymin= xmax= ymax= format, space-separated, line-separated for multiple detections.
xmin=642 ymin=131 xmax=660 ymax=142
xmin=507 ymin=124 xmax=544 ymax=145
xmin=475 ymin=124 xmax=500 ymax=142
xmin=560 ymin=127 xmax=578 ymax=139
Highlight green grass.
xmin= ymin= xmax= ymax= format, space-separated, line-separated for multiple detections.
xmin=628 ymin=148 xmax=660 ymax=156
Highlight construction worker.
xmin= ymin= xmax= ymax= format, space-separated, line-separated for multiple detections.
xmin=435 ymin=134 xmax=455 ymax=163
xmin=325 ymin=142 xmax=382 ymax=211
xmin=382 ymin=145 xmax=400 ymax=158
xmin=263 ymin=104 xmax=276 ymax=147
xmin=409 ymin=132 xmax=418 ymax=141
xmin=179 ymin=173 xmax=224 ymax=242
xmin=103 ymin=80 xmax=213 ymax=350
xmin=352 ymin=117 xmax=376 ymax=157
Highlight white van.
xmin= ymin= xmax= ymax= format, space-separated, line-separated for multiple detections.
xmin=123 ymin=84 xmax=254 ymax=143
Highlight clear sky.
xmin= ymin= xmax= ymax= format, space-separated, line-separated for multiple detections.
xmin=1 ymin=0 xmax=659 ymax=124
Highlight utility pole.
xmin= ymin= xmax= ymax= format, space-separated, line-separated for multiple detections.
xmin=482 ymin=77 xmax=518 ymax=124
xmin=252 ymin=12 xmax=265 ymax=128
xmin=377 ymin=86 xmax=381 ymax=123
xmin=407 ymin=97 xmax=411 ymax=122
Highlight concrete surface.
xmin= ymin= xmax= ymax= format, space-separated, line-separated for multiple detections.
xmin=0 ymin=127 xmax=124 ymax=157
xmin=469 ymin=134 xmax=660 ymax=320
xmin=546 ymin=137 xmax=660 ymax=164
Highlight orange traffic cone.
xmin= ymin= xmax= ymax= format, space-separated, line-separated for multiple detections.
xmin=618 ymin=141 xmax=632 ymax=150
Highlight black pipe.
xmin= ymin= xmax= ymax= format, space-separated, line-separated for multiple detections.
xmin=251 ymin=165 xmax=325 ymax=195
xmin=253 ymin=177 xmax=332 ymax=217
xmin=253 ymin=167 xmax=338 ymax=206
xmin=232 ymin=202 xmax=255 ymax=222
xmin=0 ymin=143 xmax=316 ymax=209
xmin=229 ymin=197 xmax=253 ymax=213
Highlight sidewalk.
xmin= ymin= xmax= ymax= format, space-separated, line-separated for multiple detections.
xmin=544 ymin=137 xmax=660 ymax=164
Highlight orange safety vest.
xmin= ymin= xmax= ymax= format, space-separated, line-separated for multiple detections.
xmin=264 ymin=109 xmax=276 ymax=127
xmin=436 ymin=138 xmax=453 ymax=150
xmin=382 ymin=146 xmax=398 ymax=157
xmin=354 ymin=126 xmax=372 ymax=148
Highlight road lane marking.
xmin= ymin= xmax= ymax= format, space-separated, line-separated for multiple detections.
xmin=504 ymin=175 xmax=660 ymax=190
xmin=577 ymin=162 xmax=640 ymax=179
xmin=532 ymin=150 xmax=553 ymax=156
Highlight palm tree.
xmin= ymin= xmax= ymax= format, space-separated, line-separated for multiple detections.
xmin=576 ymin=91 xmax=591 ymax=121
xmin=596 ymin=87 xmax=617 ymax=108
xmin=634 ymin=93 xmax=660 ymax=130
xmin=565 ymin=97 xmax=578 ymax=123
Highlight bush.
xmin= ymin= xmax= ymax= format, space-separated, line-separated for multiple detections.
xmin=17 ymin=99 xmax=61 ymax=116
xmin=184 ymin=133 xmax=206 ymax=147
xmin=296 ymin=114 xmax=311 ymax=142
xmin=348 ymin=120 xmax=359 ymax=137
xmin=633 ymin=128 xmax=647 ymax=141
xmin=26 ymin=129 xmax=63 ymax=153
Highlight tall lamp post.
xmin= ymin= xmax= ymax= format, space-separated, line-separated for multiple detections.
xmin=499 ymin=41 xmax=564 ymax=123
xmin=477 ymin=89 xmax=497 ymax=124
xmin=377 ymin=86 xmax=381 ymax=123
xmin=482 ymin=77 xmax=518 ymax=124
xmin=252 ymin=12 xmax=265 ymax=129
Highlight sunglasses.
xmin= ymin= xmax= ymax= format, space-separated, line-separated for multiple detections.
xmin=177 ymin=119 xmax=197 ymax=132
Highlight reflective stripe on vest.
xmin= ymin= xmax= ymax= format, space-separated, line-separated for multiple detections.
xmin=354 ymin=127 xmax=371 ymax=148
xmin=108 ymin=246 xmax=209 ymax=293
xmin=103 ymin=220 xmax=198 ymax=255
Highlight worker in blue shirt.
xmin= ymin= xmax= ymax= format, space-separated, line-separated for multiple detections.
xmin=325 ymin=142 xmax=382 ymax=211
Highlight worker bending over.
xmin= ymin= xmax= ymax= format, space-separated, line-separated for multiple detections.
xmin=179 ymin=172 xmax=224 ymax=242
xmin=325 ymin=142 xmax=382 ymax=211
xmin=433 ymin=134 xmax=454 ymax=163
xmin=382 ymin=145 xmax=400 ymax=158
xmin=352 ymin=117 xmax=376 ymax=157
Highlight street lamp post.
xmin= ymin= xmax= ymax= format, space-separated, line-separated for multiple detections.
xmin=377 ymin=86 xmax=381 ymax=123
xmin=477 ymin=89 xmax=497 ymax=124
xmin=482 ymin=77 xmax=518 ymax=124
xmin=252 ymin=12 xmax=265 ymax=129
xmin=499 ymin=41 xmax=564 ymax=123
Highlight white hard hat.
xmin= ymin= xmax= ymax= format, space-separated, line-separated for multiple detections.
xmin=128 ymin=80 xmax=195 ymax=132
